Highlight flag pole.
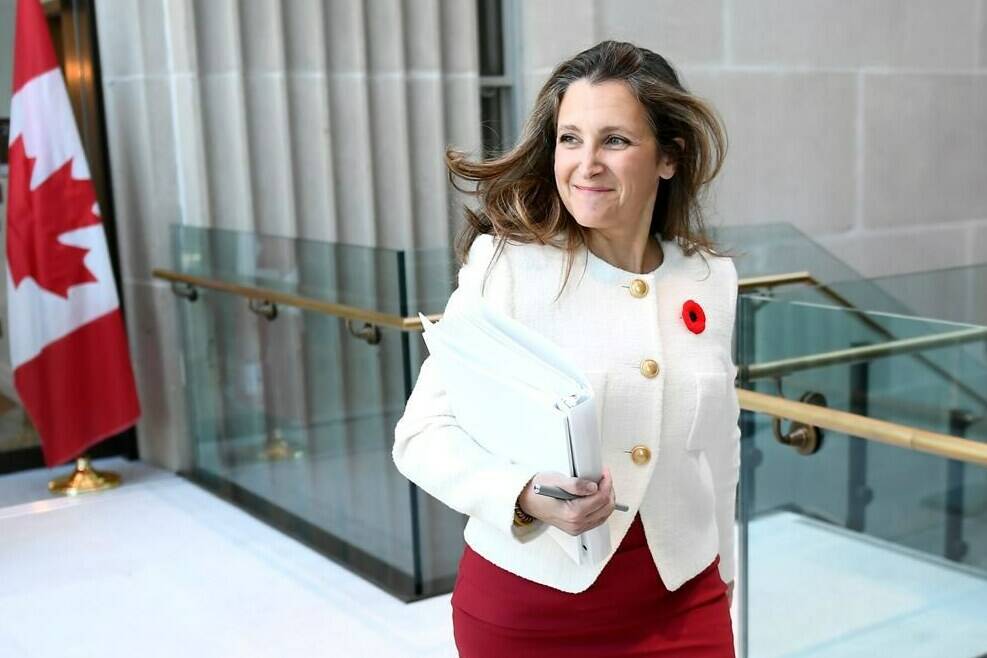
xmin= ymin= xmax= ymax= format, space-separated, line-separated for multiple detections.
xmin=48 ymin=455 xmax=121 ymax=495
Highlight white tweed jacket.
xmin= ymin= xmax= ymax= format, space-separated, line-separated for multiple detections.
xmin=393 ymin=232 xmax=741 ymax=593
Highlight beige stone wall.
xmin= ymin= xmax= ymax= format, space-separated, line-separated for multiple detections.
xmin=520 ymin=0 xmax=987 ymax=278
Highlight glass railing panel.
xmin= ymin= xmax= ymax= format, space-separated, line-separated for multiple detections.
xmin=172 ymin=225 xmax=411 ymax=314
xmin=736 ymin=294 xmax=987 ymax=657
xmin=711 ymin=222 xmax=864 ymax=282
xmin=861 ymin=263 xmax=987 ymax=326
xmin=170 ymin=222 xmax=987 ymax=614
xmin=741 ymin=297 xmax=987 ymax=439
xmin=761 ymin=261 xmax=987 ymax=328
xmin=170 ymin=226 xmax=467 ymax=601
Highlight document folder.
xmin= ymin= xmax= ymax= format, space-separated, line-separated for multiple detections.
xmin=418 ymin=297 xmax=611 ymax=565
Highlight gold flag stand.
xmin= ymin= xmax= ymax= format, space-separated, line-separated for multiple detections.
xmin=49 ymin=455 xmax=121 ymax=496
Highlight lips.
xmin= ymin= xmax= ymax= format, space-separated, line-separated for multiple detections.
xmin=573 ymin=184 xmax=613 ymax=193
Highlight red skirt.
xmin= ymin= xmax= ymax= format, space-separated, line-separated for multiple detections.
xmin=451 ymin=514 xmax=734 ymax=657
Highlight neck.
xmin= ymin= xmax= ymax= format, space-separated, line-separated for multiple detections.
xmin=585 ymin=229 xmax=662 ymax=274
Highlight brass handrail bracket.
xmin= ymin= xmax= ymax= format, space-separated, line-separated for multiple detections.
xmin=347 ymin=319 xmax=381 ymax=345
xmin=248 ymin=298 xmax=278 ymax=321
xmin=772 ymin=391 xmax=827 ymax=455
xmin=170 ymin=280 xmax=198 ymax=302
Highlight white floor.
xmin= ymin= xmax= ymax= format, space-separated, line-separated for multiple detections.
xmin=0 ymin=458 xmax=457 ymax=658
xmin=747 ymin=513 xmax=987 ymax=658
xmin=2 ymin=459 xmax=986 ymax=658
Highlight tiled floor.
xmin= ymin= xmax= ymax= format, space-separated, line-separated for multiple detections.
xmin=2 ymin=459 xmax=987 ymax=657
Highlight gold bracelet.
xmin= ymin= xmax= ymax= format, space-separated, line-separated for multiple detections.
xmin=513 ymin=502 xmax=535 ymax=527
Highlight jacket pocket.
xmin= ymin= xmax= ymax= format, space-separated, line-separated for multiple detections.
xmin=685 ymin=371 xmax=738 ymax=452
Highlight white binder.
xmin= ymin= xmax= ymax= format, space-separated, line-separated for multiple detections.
xmin=418 ymin=297 xmax=611 ymax=565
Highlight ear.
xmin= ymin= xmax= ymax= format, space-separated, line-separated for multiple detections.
xmin=658 ymin=138 xmax=685 ymax=181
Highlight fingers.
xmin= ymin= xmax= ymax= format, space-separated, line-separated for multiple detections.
xmin=535 ymin=468 xmax=619 ymax=535
xmin=572 ymin=471 xmax=613 ymax=513
xmin=563 ymin=470 xmax=616 ymax=533
xmin=534 ymin=472 xmax=598 ymax=496
xmin=564 ymin=503 xmax=613 ymax=535
xmin=573 ymin=468 xmax=613 ymax=507
xmin=564 ymin=476 xmax=598 ymax=496
xmin=582 ymin=471 xmax=613 ymax=515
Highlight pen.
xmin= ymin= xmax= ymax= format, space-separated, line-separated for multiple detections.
xmin=534 ymin=483 xmax=630 ymax=512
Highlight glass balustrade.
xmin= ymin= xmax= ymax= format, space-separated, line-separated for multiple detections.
xmin=712 ymin=222 xmax=864 ymax=282
xmin=735 ymin=291 xmax=987 ymax=657
xmin=169 ymin=225 xmax=458 ymax=601
xmin=166 ymin=221 xmax=987 ymax=653
xmin=753 ymin=259 xmax=987 ymax=327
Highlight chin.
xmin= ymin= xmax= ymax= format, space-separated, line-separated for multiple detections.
xmin=570 ymin=213 xmax=611 ymax=231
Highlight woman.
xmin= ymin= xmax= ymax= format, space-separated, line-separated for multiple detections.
xmin=393 ymin=41 xmax=739 ymax=657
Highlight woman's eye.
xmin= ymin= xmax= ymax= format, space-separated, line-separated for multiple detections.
xmin=605 ymin=135 xmax=629 ymax=146
xmin=558 ymin=134 xmax=578 ymax=144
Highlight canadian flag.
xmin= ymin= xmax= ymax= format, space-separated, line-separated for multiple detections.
xmin=5 ymin=0 xmax=140 ymax=466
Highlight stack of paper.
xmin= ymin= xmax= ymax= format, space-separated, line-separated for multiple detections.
xmin=418 ymin=296 xmax=610 ymax=565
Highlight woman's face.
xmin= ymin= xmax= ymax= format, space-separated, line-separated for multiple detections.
xmin=554 ymin=79 xmax=676 ymax=235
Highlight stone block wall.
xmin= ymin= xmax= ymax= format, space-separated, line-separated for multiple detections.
xmin=520 ymin=0 xmax=987 ymax=278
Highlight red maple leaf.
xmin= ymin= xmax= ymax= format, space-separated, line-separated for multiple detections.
xmin=6 ymin=137 xmax=101 ymax=298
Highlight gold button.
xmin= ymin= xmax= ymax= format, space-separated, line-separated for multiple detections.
xmin=640 ymin=359 xmax=659 ymax=378
xmin=629 ymin=279 xmax=648 ymax=298
xmin=630 ymin=445 xmax=651 ymax=465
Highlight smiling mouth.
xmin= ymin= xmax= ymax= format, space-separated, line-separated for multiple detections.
xmin=574 ymin=185 xmax=613 ymax=193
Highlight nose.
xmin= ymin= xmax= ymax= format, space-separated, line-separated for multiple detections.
xmin=578 ymin=145 xmax=605 ymax=177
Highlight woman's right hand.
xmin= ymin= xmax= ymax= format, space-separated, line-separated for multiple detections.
xmin=517 ymin=467 xmax=616 ymax=536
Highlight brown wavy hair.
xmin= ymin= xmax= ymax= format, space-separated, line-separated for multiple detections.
xmin=447 ymin=40 xmax=729 ymax=293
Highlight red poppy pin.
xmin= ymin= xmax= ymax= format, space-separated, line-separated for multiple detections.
xmin=681 ymin=299 xmax=706 ymax=334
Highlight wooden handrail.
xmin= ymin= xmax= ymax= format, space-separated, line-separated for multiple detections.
xmin=153 ymin=268 xmax=805 ymax=332
xmin=739 ymin=388 xmax=987 ymax=467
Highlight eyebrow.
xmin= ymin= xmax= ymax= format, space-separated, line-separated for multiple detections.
xmin=558 ymin=124 xmax=635 ymax=134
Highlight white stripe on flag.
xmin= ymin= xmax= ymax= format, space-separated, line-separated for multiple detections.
xmin=6 ymin=224 xmax=120 ymax=370
xmin=9 ymin=68 xmax=92 ymax=189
